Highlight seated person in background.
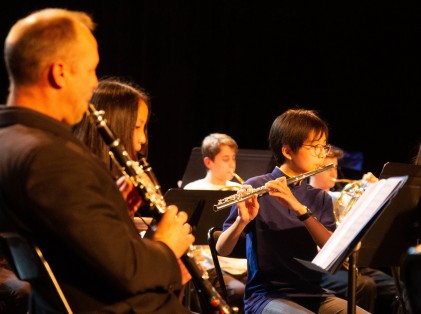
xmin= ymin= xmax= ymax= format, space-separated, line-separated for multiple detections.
xmin=309 ymin=146 xmax=378 ymax=224
xmin=184 ymin=133 xmax=247 ymax=311
xmin=73 ymin=77 xmax=153 ymax=230
xmin=0 ymin=258 xmax=31 ymax=314
xmin=309 ymin=145 xmax=412 ymax=314
xmin=73 ymin=77 xmax=195 ymax=303
xmin=184 ymin=133 xmax=242 ymax=190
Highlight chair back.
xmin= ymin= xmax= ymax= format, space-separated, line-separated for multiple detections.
xmin=207 ymin=227 xmax=227 ymax=300
xmin=403 ymin=246 xmax=421 ymax=314
xmin=207 ymin=226 xmax=247 ymax=302
xmin=0 ymin=232 xmax=73 ymax=314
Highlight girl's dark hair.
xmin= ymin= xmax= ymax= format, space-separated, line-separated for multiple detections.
xmin=73 ymin=77 xmax=150 ymax=178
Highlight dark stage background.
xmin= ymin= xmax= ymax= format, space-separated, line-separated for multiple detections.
xmin=1 ymin=2 xmax=420 ymax=193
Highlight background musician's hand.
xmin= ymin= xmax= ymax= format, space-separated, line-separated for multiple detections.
xmin=153 ymin=205 xmax=195 ymax=258
xmin=362 ymin=172 xmax=378 ymax=183
xmin=236 ymin=185 xmax=259 ymax=224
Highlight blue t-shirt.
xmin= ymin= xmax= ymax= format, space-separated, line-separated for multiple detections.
xmin=222 ymin=167 xmax=337 ymax=314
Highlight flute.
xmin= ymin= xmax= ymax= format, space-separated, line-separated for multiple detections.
xmin=213 ymin=163 xmax=335 ymax=212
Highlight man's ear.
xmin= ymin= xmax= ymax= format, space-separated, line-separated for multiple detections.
xmin=49 ymin=61 xmax=66 ymax=88
xmin=203 ymin=156 xmax=212 ymax=169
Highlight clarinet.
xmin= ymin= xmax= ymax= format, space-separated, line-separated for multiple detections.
xmin=87 ymin=104 xmax=235 ymax=314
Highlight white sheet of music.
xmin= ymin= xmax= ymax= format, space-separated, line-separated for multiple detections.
xmin=311 ymin=176 xmax=407 ymax=271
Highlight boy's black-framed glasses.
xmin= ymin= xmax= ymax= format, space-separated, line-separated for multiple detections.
xmin=302 ymin=144 xmax=332 ymax=157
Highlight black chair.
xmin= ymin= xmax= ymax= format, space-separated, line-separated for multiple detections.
xmin=0 ymin=232 xmax=73 ymax=314
xmin=207 ymin=226 xmax=247 ymax=310
xmin=402 ymin=246 xmax=421 ymax=314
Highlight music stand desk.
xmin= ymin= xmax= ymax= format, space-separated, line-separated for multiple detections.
xmin=164 ymin=189 xmax=236 ymax=245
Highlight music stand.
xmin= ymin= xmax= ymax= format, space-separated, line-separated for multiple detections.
xmin=358 ymin=162 xmax=421 ymax=267
xmin=297 ymin=174 xmax=410 ymax=314
xmin=164 ymin=189 xmax=236 ymax=244
xmin=355 ymin=162 xmax=421 ymax=314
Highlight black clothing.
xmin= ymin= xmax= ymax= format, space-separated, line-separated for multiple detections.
xmin=0 ymin=106 xmax=189 ymax=313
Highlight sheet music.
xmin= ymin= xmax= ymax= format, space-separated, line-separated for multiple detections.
xmin=311 ymin=176 xmax=407 ymax=271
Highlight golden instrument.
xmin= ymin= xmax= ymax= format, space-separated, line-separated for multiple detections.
xmin=334 ymin=180 xmax=369 ymax=224
xmin=233 ymin=173 xmax=244 ymax=184
xmin=220 ymin=185 xmax=241 ymax=191
xmin=221 ymin=173 xmax=245 ymax=191
xmin=213 ymin=163 xmax=335 ymax=212
xmin=333 ymin=178 xmax=356 ymax=184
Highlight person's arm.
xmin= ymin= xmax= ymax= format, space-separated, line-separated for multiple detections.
xmin=265 ymin=177 xmax=332 ymax=248
xmin=298 ymin=207 xmax=332 ymax=246
xmin=28 ymin=144 xmax=193 ymax=294
xmin=216 ymin=186 xmax=259 ymax=256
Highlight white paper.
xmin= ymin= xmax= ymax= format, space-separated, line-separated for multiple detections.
xmin=310 ymin=176 xmax=407 ymax=271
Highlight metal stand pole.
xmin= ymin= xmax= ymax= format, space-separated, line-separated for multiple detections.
xmin=391 ymin=266 xmax=407 ymax=314
xmin=347 ymin=242 xmax=362 ymax=314
xmin=347 ymin=250 xmax=357 ymax=314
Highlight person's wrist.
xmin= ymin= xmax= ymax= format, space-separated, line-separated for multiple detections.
xmin=297 ymin=206 xmax=313 ymax=221
xmin=236 ymin=215 xmax=249 ymax=227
